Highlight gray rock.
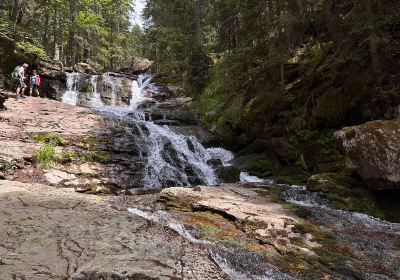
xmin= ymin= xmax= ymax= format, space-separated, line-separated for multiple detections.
xmin=73 ymin=62 xmax=97 ymax=75
xmin=0 ymin=180 xmax=228 ymax=280
xmin=336 ymin=120 xmax=400 ymax=190
xmin=215 ymin=165 xmax=241 ymax=183
xmin=119 ymin=57 xmax=154 ymax=75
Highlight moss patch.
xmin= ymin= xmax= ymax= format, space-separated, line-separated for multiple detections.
xmin=34 ymin=133 xmax=69 ymax=146
xmin=306 ymin=173 xmax=392 ymax=220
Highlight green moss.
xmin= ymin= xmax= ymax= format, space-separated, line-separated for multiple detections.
xmin=295 ymin=154 xmax=308 ymax=170
xmin=33 ymin=144 xmax=57 ymax=169
xmin=307 ymin=173 xmax=391 ymax=220
xmin=290 ymin=237 xmax=307 ymax=248
xmin=58 ymin=151 xmax=79 ymax=164
xmin=80 ymin=136 xmax=98 ymax=148
xmin=34 ymin=133 xmax=69 ymax=147
xmin=271 ymin=167 xmax=311 ymax=185
xmin=80 ymin=150 xmax=112 ymax=164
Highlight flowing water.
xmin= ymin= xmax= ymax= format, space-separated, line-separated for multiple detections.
xmin=63 ymin=72 xmax=250 ymax=189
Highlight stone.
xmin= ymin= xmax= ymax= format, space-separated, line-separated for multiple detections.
xmin=73 ymin=62 xmax=97 ymax=75
xmin=119 ymin=57 xmax=154 ymax=75
xmin=336 ymin=120 xmax=400 ymax=190
xmin=158 ymin=184 xmax=318 ymax=258
xmin=44 ymin=169 xmax=77 ymax=186
xmin=0 ymin=180 xmax=227 ymax=279
xmin=37 ymin=60 xmax=67 ymax=99
xmin=215 ymin=165 xmax=240 ymax=183
xmin=307 ymin=173 xmax=374 ymax=208
xmin=231 ymin=154 xmax=278 ymax=177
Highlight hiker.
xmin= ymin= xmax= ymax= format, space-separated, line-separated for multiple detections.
xmin=12 ymin=63 xmax=28 ymax=99
xmin=29 ymin=70 xmax=41 ymax=97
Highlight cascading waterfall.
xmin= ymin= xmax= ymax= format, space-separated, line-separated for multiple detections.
xmin=62 ymin=73 xmax=82 ymax=106
xmin=140 ymin=122 xmax=218 ymax=188
xmin=129 ymin=75 xmax=152 ymax=108
xmin=89 ymin=75 xmax=103 ymax=108
xmin=61 ymin=71 xmax=236 ymax=188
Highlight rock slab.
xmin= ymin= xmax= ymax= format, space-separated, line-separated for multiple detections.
xmin=0 ymin=180 xmax=227 ymax=280
xmin=336 ymin=120 xmax=400 ymax=190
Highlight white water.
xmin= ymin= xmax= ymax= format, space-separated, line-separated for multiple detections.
xmin=62 ymin=73 xmax=82 ymax=105
xmin=142 ymin=122 xmax=218 ymax=188
xmin=207 ymin=148 xmax=234 ymax=166
xmin=89 ymin=75 xmax=103 ymax=108
xmin=61 ymin=72 xmax=240 ymax=188
xmin=129 ymin=75 xmax=152 ymax=110
xmin=240 ymin=172 xmax=267 ymax=183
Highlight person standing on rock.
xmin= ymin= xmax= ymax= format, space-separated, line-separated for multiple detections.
xmin=12 ymin=63 xmax=28 ymax=99
xmin=29 ymin=69 xmax=41 ymax=97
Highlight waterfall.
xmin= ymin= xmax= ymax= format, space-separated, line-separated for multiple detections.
xmin=62 ymin=73 xmax=82 ymax=106
xmin=140 ymin=122 xmax=218 ymax=188
xmin=129 ymin=74 xmax=152 ymax=110
xmin=89 ymin=75 xmax=103 ymax=108
xmin=61 ymin=72 xmax=236 ymax=189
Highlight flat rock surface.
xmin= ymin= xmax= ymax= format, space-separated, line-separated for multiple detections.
xmin=160 ymin=184 xmax=299 ymax=228
xmin=0 ymin=180 xmax=227 ymax=280
xmin=0 ymin=96 xmax=102 ymax=161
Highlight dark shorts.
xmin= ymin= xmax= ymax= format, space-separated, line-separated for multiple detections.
xmin=14 ymin=79 xmax=27 ymax=89
xmin=31 ymin=85 xmax=39 ymax=91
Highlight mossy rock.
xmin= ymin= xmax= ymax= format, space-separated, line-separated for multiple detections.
xmin=215 ymin=166 xmax=240 ymax=183
xmin=306 ymin=173 xmax=400 ymax=221
xmin=271 ymin=167 xmax=311 ymax=185
xmin=231 ymin=154 xmax=279 ymax=177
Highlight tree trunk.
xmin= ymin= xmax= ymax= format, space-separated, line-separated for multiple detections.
xmin=194 ymin=0 xmax=204 ymax=45
xmin=42 ymin=12 xmax=49 ymax=53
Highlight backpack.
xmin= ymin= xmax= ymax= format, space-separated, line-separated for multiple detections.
xmin=11 ymin=66 xmax=22 ymax=80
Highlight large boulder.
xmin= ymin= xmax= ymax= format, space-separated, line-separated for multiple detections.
xmin=73 ymin=62 xmax=97 ymax=75
xmin=336 ymin=120 xmax=400 ymax=190
xmin=119 ymin=57 xmax=154 ymax=75
xmin=38 ymin=60 xmax=66 ymax=99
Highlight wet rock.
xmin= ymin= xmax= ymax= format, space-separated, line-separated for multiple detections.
xmin=119 ymin=57 xmax=154 ymax=75
xmin=336 ymin=120 xmax=400 ymax=190
xmin=158 ymin=97 xmax=193 ymax=109
xmin=307 ymin=173 xmax=380 ymax=213
xmin=151 ymin=109 xmax=200 ymax=126
xmin=231 ymin=154 xmax=278 ymax=177
xmin=207 ymin=158 xmax=223 ymax=167
xmin=73 ymin=62 xmax=97 ymax=75
xmin=215 ymin=166 xmax=240 ymax=183
xmin=158 ymin=184 xmax=319 ymax=258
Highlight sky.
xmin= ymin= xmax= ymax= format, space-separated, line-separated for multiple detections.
xmin=130 ymin=0 xmax=146 ymax=27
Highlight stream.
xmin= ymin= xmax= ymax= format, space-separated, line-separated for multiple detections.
xmin=61 ymin=72 xmax=400 ymax=280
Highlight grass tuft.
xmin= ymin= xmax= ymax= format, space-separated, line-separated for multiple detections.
xmin=33 ymin=144 xmax=58 ymax=169
xmin=34 ymin=133 xmax=69 ymax=146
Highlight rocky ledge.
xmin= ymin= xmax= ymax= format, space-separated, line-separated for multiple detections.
xmin=0 ymin=180 xmax=227 ymax=280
